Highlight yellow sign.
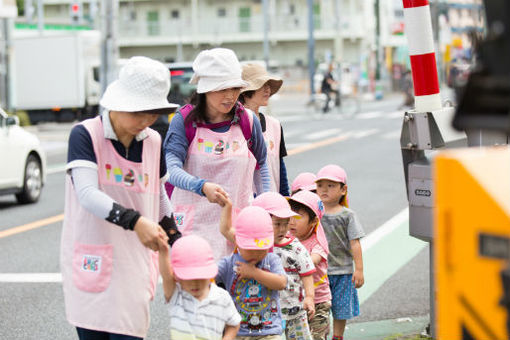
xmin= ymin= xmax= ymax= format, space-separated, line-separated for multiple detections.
xmin=435 ymin=147 xmax=510 ymax=340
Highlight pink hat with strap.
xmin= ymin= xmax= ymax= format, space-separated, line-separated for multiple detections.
xmin=235 ymin=206 xmax=274 ymax=250
xmin=291 ymin=172 xmax=317 ymax=193
xmin=287 ymin=190 xmax=329 ymax=255
xmin=171 ymin=235 xmax=218 ymax=280
xmin=316 ymin=164 xmax=349 ymax=207
xmin=253 ymin=192 xmax=299 ymax=218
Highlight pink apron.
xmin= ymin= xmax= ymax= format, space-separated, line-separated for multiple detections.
xmin=171 ymin=116 xmax=257 ymax=261
xmin=61 ymin=117 xmax=160 ymax=338
xmin=262 ymin=115 xmax=281 ymax=192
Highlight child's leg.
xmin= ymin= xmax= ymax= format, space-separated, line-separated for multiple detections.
xmin=308 ymin=302 xmax=331 ymax=340
xmin=333 ymin=319 xmax=347 ymax=336
xmin=285 ymin=311 xmax=313 ymax=340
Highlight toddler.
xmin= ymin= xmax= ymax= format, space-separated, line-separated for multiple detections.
xmin=158 ymin=235 xmax=241 ymax=339
xmin=287 ymin=190 xmax=331 ymax=340
xmin=217 ymin=205 xmax=287 ymax=339
xmin=291 ymin=172 xmax=317 ymax=195
xmin=316 ymin=165 xmax=365 ymax=340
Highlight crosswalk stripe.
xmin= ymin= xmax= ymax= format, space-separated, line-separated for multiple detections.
xmin=304 ymin=128 xmax=342 ymax=140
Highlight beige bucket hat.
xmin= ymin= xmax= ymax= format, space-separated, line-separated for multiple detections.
xmin=241 ymin=63 xmax=283 ymax=96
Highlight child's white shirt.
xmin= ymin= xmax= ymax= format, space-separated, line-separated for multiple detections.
xmin=168 ymin=282 xmax=241 ymax=340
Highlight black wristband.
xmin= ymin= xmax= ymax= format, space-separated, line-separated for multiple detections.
xmin=106 ymin=202 xmax=141 ymax=231
xmin=160 ymin=214 xmax=182 ymax=247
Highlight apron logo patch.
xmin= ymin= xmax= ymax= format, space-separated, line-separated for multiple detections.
xmin=174 ymin=213 xmax=185 ymax=227
xmin=215 ymin=140 xmax=225 ymax=155
xmin=82 ymin=255 xmax=102 ymax=272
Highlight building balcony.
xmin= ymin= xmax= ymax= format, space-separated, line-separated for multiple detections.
xmin=118 ymin=15 xmax=365 ymax=47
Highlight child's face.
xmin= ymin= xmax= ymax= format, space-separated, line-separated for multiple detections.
xmin=206 ymin=88 xmax=241 ymax=116
xmin=176 ymin=278 xmax=211 ymax=301
xmin=272 ymin=215 xmax=290 ymax=244
xmin=316 ymin=179 xmax=346 ymax=205
xmin=288 ymin=208 xmax=317 ymax=241
xmin=238 ymin=248 xmax=269 ymax=264
xmin=111 ymin=111 xmax=159 ymax=137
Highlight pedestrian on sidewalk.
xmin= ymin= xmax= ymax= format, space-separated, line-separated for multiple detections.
xmin=158 ymin=235 xmax=241 ymax=339
xmin=240 ymin=63 xmax=290 ymax=196
xmin=163 ymin=48 xmax=271 ymax=261
xmin=288 ymin=191 xmax=332 ymax=340
xmin=219 ymin=192 xmax=317 ymax=339
xmin=61 ymin=56 xmax=180 ymax=339
xmin=291 ymin=172 xmax=317 ymax=195
xmin=315 ymin=165 xmax=365 ymax=340
xmin=216 ymin=205 xmax=287 ymax=339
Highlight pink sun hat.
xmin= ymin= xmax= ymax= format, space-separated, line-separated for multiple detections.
xmin=316 ymin=164 xmax=347 ymax=184
xmin=253 ymin=192 xmax=299 ymax=218
xmin=171 ymin=235 xmax=218 ymax=280
xmin=316 ymin=164 xmax=349 ymax=207
xmin=235 ymin=206 xmax=274 ymax=250
xmin=291 ymin=172 xmax=317 ymax=193
xmin=288 ymin=190 xmax=329 ymax=255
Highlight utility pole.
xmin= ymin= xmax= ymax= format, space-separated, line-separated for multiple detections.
xmin=100 ymin=0 xmax=119 ymax=96
xmin=0 ymin=19 xmax=11 ymax=110
xmin=307 ymin=0 xmax=315 ymax=98
xmin=262 ymin=0 xmax=270 ymax=69
xmin=24 ymin=0 xmax=34 ymax=24
xmin=374 ymin=0 xmax=381 ymax=81
xmin=37 ymin=0 xmax=44 ymax=34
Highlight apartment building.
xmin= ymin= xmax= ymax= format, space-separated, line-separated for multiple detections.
xmin=34 ymin=0 xmax=375 ymax=67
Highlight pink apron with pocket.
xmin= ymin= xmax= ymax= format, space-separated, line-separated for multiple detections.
xmin=61 ymin=116 xmax=160 ymax=338
xmin=262 ymin=115 xmax=281 ymax=192
xmin=171 ymin=115 xmax=257 ymax=261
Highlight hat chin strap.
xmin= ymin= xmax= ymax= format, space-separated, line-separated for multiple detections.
xmin=304 ymin=220 xmax=319 ymax=239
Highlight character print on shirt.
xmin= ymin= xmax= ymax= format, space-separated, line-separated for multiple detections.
xmin=231 ymin=273 xmax=278 ymax=332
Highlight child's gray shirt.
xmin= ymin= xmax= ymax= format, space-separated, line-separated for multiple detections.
xmin=322 ymin=207 xmax=365 ymax=275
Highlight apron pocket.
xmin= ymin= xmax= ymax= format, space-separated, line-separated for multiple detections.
xmin=72 ymin=242 xmax=113 ymax=293
xmin=173 ymin=205 xmax=194 ymax=235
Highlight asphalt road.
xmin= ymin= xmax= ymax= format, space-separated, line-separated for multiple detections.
xmin=0 ymin=92 xmax=432 ymax=339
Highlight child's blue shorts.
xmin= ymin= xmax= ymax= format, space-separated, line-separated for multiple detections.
xmin=329 ymin=274 xmax=360 ymax=320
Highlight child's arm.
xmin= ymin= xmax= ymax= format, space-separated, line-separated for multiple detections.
xmin=222 ymin=324 xmax=240 ymax=340
xmin=310 ymin=253 xmax=322 ymax=266
xmin=350 ymin=238 xmax=364 ymax=288
xmin=217 ymin=192 xmax=235 ymax=244
xmin=236 ymin=261 xmax=287 ymax=290
xmin=158 ymin=236 xmax=176 ymax=302
xmin=301 ymin=274 xmax=315 ymax=318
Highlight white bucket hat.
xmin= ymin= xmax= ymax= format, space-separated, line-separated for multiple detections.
xmin=100 ymin=56 xmax=179 ymax=112
xmin=190 ymin=48 xmax=249 ymax=94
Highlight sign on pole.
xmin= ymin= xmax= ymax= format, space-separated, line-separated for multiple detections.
xmin=0 ymin=0 xmax=17 ymax=18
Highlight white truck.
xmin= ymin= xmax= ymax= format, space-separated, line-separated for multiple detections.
xmin=11 ymin=30 xmax=102 ymax=123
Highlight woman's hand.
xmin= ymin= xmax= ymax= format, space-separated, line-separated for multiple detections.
xmin=134 ymin=216 xmax=168 ymax=251
xmin=202 ymin=182 xmax=229 ymax=205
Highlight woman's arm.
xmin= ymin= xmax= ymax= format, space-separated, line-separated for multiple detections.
xmin=164 ymin=113 xmax=206 ymax=196
xmin=250 ymin=116 xmax=271 ymax=193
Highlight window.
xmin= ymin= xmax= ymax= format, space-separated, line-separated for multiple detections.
xmin=147 ymin=11 xmax=160 ymax=36
xmin=171 ymin=9 xmax=179 ymax=19
xmin=289 ymin=4 xmax=295 ymax=15
xmin=218 ymin=8 xmax=226 ymax=17
xmin=239 ymin=7 xmax=251 ymax=32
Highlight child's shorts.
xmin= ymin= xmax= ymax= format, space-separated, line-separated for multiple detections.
xmin=329 ymin=274 xmax=360 ymax=320
xmin=285 ymin=310 xmax=313 ymax=340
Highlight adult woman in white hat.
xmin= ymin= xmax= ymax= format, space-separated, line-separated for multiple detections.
xmin=61 ymin=56 xmax=179 ymax=339
xmin=164 ymin=48 xmax=271 ymax=261
xmin=239 ymin=63 xmax=290 ymax=196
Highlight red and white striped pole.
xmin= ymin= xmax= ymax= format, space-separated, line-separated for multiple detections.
xmin=402 ymin=0 xmax=442 ymax=112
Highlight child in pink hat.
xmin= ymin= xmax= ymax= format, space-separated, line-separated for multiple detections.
xmin=291 ymin=172 xmax=317 ymax=195
xmin=158 ymin=235 xmax=241 ymax=339
xmin=315 ymin=164 xmax=365 ymax=340
xmin=216 ymin=205 xmax=287 ymax=338
xmin=287 ymin=190 xmax=331 ymax=340
xmin=219 ymin=192 xmax=316 ymax=339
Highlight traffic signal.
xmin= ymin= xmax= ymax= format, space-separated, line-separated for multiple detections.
xmin=70 ymin=2 xmax=82 ymax=24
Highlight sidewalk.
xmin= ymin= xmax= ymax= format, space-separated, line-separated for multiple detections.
xmin=344 ymin=315 xmax=430 ymax=340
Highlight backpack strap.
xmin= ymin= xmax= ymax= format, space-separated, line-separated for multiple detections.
xmin=179 ymin=104 xmax=196 ymax=145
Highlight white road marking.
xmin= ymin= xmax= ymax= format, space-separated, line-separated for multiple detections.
xmin=304 ymin=128 xmax=342 ymax=140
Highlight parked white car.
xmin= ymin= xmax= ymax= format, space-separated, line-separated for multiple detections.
xmin=0 ymin=108 xmax=46 ymax=203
